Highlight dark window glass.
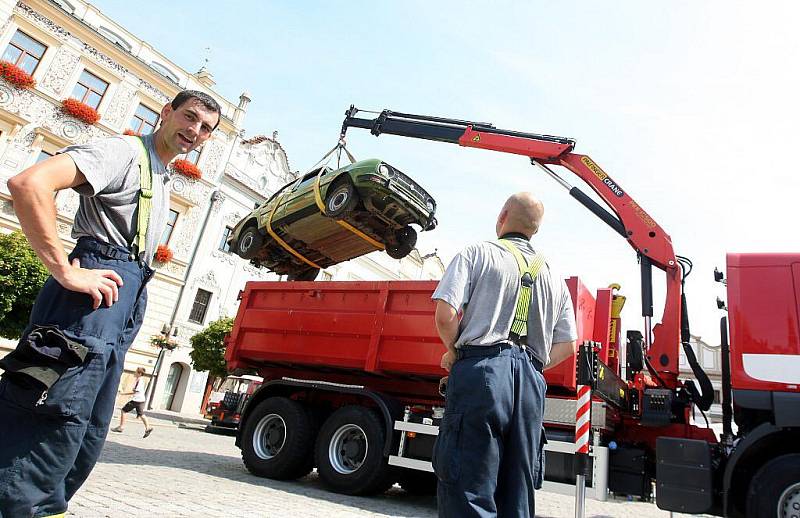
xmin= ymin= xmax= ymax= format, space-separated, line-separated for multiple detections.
xmin=159 ymin=209 xmax=179 ymax=245
xmin=2 ymin=30 xmax=46 ymax=75
xmin=70 ymin=70 xmax=108 ymax=109
xmin=36 ymin=150 xmax=52 ymax=163
xmin=188 ymin=289 xmax=212 ymax=324
xmin=129 ymin=104 xmax=159 ymax=135
xmin=218 ymin=226 xmax=233 ymax=252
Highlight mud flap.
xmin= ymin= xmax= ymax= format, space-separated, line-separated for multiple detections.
xmin=656 ymin=437 xmax=713 ymax=514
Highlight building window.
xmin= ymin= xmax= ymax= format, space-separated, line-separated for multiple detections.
xmin=159 ymin=209 xmax=179 ymax=245
xmin=71 ymin=70 xmax=108 ymax=109
xmin=713 ymin=390 xmax=721 ymax=405
xmin=188 ymin=289 xmax=212 ymax=324
xmin=185 ymin=146 xmax=201 ymax=165
xmin=36 ymin=150 xmax=52 ymax=163
xmin=129 ymin=104 xmax=159 ymax=135
xmin=218 ymin=226 xmax=233 ymax=252
xmin=2 ymin=30 xmax=47 ymax=75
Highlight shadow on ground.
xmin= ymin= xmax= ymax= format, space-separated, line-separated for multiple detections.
xmin=98 ymin=439 xmax=437 ymax=517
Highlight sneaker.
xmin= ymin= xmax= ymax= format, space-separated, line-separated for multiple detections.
xmin=111 ymin=426 xmax=123 ymax=433
xmin=143 ymin=428 xmax=153 ymax=438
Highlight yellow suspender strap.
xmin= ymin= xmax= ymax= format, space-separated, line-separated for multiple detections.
xmin=312 ymin=161 xmax=385 ymax=250
xmin=125 ymin=136 xmax=152 ymax=255
xmin=499 ymin=239 xmax=546 ymax=339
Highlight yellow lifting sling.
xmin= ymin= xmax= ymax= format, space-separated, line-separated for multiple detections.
xmin=124 ymin=135 xmax=153 ymax=258
xmin=499 ymin=239 xmax=546 ymax=343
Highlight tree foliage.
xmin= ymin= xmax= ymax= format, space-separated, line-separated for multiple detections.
xmin=0 ymin=231 xmax=49 ymax=339
xmin=189 ymin=316 xmax=233 ymax=379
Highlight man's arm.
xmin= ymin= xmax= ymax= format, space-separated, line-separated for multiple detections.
xmin=434 ymin=299 xmax=459 ymax=371
xmin=545 ymin=340 xmax=577 ymax=370
xmin=8 ymin=155 xmax=123 ymax=309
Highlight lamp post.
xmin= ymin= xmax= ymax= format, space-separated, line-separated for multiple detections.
xmin=146 ymin=323 xmax=178 ymax=410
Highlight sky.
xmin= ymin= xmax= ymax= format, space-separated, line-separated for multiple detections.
xmin=94 ymin=1 xmax=800 ymax=346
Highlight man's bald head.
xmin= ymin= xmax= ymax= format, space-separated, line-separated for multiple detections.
xmin=495 ymin=192 xmax=545 ymax=239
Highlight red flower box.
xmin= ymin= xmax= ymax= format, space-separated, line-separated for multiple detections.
xmin=155 ymin=244 xmax=173 ymax=263
xmin=61 ymin=98 xmax=100 ymax=125
xmin=123 ymin=129 xmax=141 ymax=136
xmin=0 ymin=61 xmax=35 ymax=89
xmin=172 ymin=159 xmax=202 ymax=180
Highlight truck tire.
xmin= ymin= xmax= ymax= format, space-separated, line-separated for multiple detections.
xmin=324 ymin=181 xmax=359 ymax=218
xmin=236 ymin=225 xmax=264 ymax=260
xmin=315 ymin=405 xmax=393 ymax=495
xmin=397 ymin=469 xmax=437 ymax=495
xmin=746 ymin=453 xmax=800 ymax=517
xmin=241 ymin=397 xmax=315 ymax=480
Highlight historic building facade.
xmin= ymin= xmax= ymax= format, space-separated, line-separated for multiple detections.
xmin=0 ymin=0 xmax=443 ymax=417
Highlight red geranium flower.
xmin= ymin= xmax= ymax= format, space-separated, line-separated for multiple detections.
xmin=123 ymin=129 xmax=141 ymax=136
xmin=61 ymin=98 xmax=100 ymax=125
xmin=172 ymin=159 xmax=202 ymax=180
xmin=0 ymin=61 xmax=36 ymax=89
xmin=155 ymin=244 xmax=174 ymax=263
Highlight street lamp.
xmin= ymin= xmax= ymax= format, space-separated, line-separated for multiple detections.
xmin=146 ymin=323 xmax=178 ymax=410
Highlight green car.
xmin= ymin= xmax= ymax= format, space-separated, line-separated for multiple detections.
xmin=228 ymin=158 xmax=437 ymax=280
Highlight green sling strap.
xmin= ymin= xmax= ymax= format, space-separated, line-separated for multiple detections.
xmin=123 ymin=135 xmax=153 ymax=257
xmin=499 ymin=239 xmax=546 ymax=342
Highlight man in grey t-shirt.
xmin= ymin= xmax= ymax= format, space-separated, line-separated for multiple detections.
xmin=431 ymin=192 xmax=577 ymax=518
xmin=0 ymin=90 xmax=220 ymax=518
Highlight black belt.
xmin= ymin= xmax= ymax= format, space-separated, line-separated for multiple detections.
xmin=75 ymin=237 xmax=143 ymax=263
xmin=457 ymin=343 xmax=544 ymax=373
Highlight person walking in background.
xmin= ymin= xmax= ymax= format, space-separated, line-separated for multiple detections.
xmin=112 ymin=367 xmax=153 ymax=438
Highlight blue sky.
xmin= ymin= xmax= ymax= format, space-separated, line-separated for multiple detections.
xmin=95 ymin=1 xmax=800 ymax=345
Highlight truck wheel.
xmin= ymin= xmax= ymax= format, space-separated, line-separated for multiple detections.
xmin=324 ymin=181 xmax=359 ymax=218
xmin=236 ymin=225 xmax=264 ymax=260
xmin=386 ymin=226 xmax=417 ymax=259
xmin=397 ymin=469 xmax=437 ymax=495
xmin=241 ymin=397 xmax=315 ymax=480
xmin=315 ymin=406 xmax=393 ymax=495
xmin=746 ymin=453 xmax=800 ymax=517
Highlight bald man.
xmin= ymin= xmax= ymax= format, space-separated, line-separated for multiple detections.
xmin=431 ymin=192 xmax=577 ymax=517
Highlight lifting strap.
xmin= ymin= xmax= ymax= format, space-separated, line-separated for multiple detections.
xmin=499 ymin=239 xmax=546 ymax=343
xmin=124 ymin=135 xmax=153 ymax=257
xmin=264 ymin=141 xmax=384 ymax=269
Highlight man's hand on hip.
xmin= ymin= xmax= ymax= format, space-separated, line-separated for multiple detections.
xmin=440 ymin=349 xmax=457 ymax=372
xmin=55 ymin=258 xmax=124 ymax=309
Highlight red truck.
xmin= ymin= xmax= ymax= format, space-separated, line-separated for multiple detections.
xmin=224 ymin=109 xmax=800 ymax=516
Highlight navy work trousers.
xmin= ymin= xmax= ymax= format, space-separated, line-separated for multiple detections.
xmin=432 ymin=345 xmax=547 ymax=518
xmin=0 ymin=238 xmax=153 ymax=518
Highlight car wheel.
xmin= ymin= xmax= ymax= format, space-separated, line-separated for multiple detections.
xmin=746 ymin=453 xmax=800 ymax=518
xmin=287 ymin=267 xmax=320 ymax=281
xmin=236 ymin=225 xmax=264 ymax=260
xmin=386 ymin=226 xmax=417 ymax=259
xmin=241 ymin=397 xmax=316 ymax=480
xmin=315 ymin=406 xmax=394 ymax=495
xmin=324 ymin=182 xmax=359 ymax=218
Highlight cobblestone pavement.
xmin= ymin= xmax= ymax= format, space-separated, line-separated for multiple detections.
xmin=67 ymin=415 xmax=694 ymax=517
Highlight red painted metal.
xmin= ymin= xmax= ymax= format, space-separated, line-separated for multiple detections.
xmin=458 ymin=127 xmax=573 ymax=161
xmin=227 ymin=277 xmax=613 ymax=400
xmin=592 ymin=288 xmax=613 ymax=366
xmin=726 ymin=253 xmax=800 ymax=392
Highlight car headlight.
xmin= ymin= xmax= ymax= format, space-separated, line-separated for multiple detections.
xmin=379 ymin=164 xmax=395 ymax=178
xmin=426 ymin=198 xmax=435 ymax=212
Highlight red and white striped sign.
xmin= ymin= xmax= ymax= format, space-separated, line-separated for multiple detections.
xmin=574 ymin=384 xmax=591 ymax=454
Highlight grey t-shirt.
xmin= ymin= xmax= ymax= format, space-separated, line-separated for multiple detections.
xmin=432 ymin=236 xmax=577 ymax=366
xmin=60 ymin=133 xmax=171 ymax=266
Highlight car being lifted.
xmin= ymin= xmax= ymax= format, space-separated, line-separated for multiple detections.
xmin=228 ymin=158 xmax=437 ymax=280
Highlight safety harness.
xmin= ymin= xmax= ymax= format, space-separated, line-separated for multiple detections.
xmin=123 ymin=135 xmax=153 ymax=260
xmin=499 ymin=239 xmax=546 ymax=344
